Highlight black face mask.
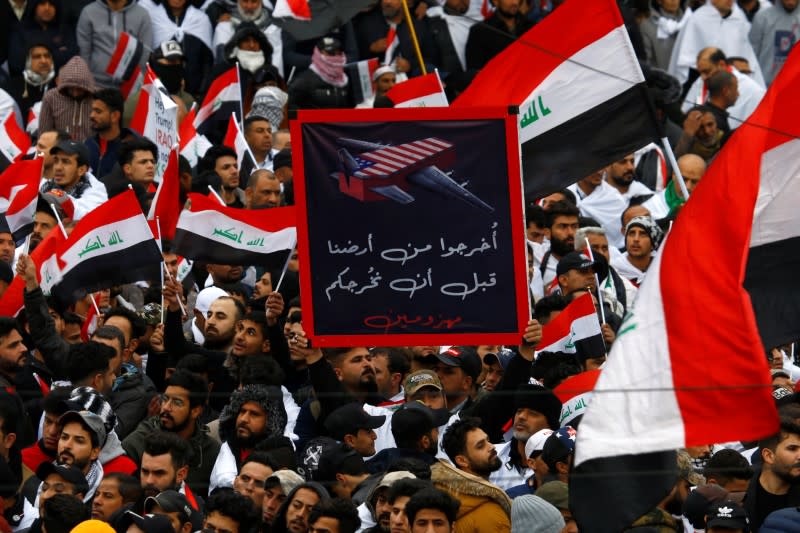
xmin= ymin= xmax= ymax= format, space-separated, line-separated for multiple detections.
xmin=151 ymin=62 xmax=184 ymax=94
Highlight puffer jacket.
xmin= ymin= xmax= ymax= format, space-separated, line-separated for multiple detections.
xmin=76 ymin=0 xmax=152 ymax=88
xmin=38 ymin=56 xmax=96 ymax=141
xmin=431 ymin=460 xmax=512 ymax=533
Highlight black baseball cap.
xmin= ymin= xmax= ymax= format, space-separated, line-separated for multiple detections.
xmin=35 ymin=462 xmax=89 ymax=495
xmin=556 ymin=251 xmax=596 ymax=277
xmin=706 ymin=500 xmax=749 ymax=530
xmin=144 ymin=490 xmax=192 ymax=521
xmin=119 ymin=511 xmax=174 ymax=533
xmin=50 ymin=140 xmax=90 ymax=167
xmin=324 ymin=403 xmax=386 ymax=441
xmin=317 ymin=36 xmax=342 ymax=54
xmin=315 ymin=443 xmax=366 ymax=485
xmin=391 ymin=401 xmax=450 ymax=439
xmin=435 ymin=346 xmax=482 ymax=381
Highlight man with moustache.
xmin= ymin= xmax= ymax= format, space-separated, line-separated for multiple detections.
xmin=535 ymin=201 xmax=581 ymax=293
xmin=91 ymin=473 xmax=142 ymax=524
xmin=55 ymin=410 xmax=106 ymax=499
xmin=432 ymin=417 xmax=512 ymax=531
xmin=123 ymin=370 xmax=220 ymax=497
xmin=604 ymin=154 xmax=653 ymax=201
xmin=209 ymin=384 xmax=287 ymax=491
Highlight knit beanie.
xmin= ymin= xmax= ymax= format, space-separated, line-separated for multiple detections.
xmin=68 ymin=386 xmax=117 ymax=434
xmin=511 ymin=495 xmax=566 ymax=533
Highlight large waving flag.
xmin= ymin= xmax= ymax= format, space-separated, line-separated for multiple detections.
xmin=0 ymin=112 xmax=30 ymax=169
xmin=223 ymin=113 xmax=257 ymax=179
xmin=273 ymin=0 xmax=311 ymax=20
xmin=569 ymin=39 xmax=800 ymax=533
xmin=386 ymin=72 xmax=448 ymax=108
xmin=537 ymin=292 xmax=604 ymax=359
xmin=52 ymin=190 xmax=162 ymax=303
xmin=0 ymin=158 xmax=42 ymax=242
xmin=179 ymin=105 xmax=212 ymax=168
xmin=195 ymin=66 xmax=241 ymax=136
xmin=0 ymin=228 xmax=65 ymax=317
xmin=453 ymin=0 xmax=660 ymax=200
xmin=148 ymin=145 xmax=181 ymax=241
xmin=173 ymin=193 xmax=296 ymax=268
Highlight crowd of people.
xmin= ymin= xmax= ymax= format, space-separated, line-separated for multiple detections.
xmin=0 ymin=0 xmax=799 ymax=532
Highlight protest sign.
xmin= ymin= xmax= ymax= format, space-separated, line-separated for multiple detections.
xmin=292 ymin=107 xmax=528 ymax=346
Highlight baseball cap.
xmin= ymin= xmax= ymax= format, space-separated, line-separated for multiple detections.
xmin=403 ymin=369 xmax=443 ymax=396
xmin=317 ymin=36 xmax=342 ymax=54
xmin=144 ymin=490 xmax=192 ymax=521
xmin=435 ymin=346 xmax=482 ymax=381
xmin=524 ymin=428 xmax=554 ymax=459
xmin=682 ymin=484 xmax=730 ymax=529
xmin=119 ymin=512 xmax=174 ymax=533
xmin=541 ymin=426 xmax=577 ymax=469
xmin=535 ymin=481 xmax=569 ymax=510
xmin=59 ymin=410 xmax=107 ymax=448
xmin=706 ymin=500 xmax=748 ymax=530
xmin=267 ymin=470 xmax=305 ymax=496
xmin=315 ymin=443 xmax=366 ymax=485
xmin=392 ymin=400 xmax=450 ymax=438
xmin=35 ymin=462 xmax=89 ymax=495
xmin=324 ymin=403 xmax=386 ymax=440
xmin=556 ymin=251 xmax=595 ymax=277
xmin=375 ymin=471 xmax=415 ymax=491
xmin=483 ymin=350 xmax=513 ymax=371
xmin=677 ymin=449 xmax=706 ymax=486
xmin=50 ymin=140 xmax=90 ymax=167
xmin=156 ymin=40 xmax=184 ymax=60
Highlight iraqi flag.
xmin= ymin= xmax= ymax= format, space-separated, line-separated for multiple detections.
xmin=195 ymin=66 xmax=241 ymax=137
xmin=223 ymin=113 xmax=257 ymax=179
xmin=120 ymin=65 xmax=144 ymax=100
xmin=52 ymin=190 xmax=162 ymax=303
xmin=148 ymin=145 xmax=181 ymax=241
xmin=106 ymin=32 xmax=146 ymax=83
xmin=346 ymin=58 xmax=379 ymax=105
xmin=453 ymin=0 xmax=660 ymax=200
xmin=386 ymin=72 xmax=448 ymax=108
xmin=130 ymin=65 xmax=179 ymax=181
xmin=273 ymin=0 xmax=311 ymax=20
xmin=0 ymin=228 xmax=65 ymax=317
xmin=553 ymin=369 xmax=600 ymax=427
xmin=0 ymin=112 xmax=30 ymax=169
xmin=537 ymin=292 xmax=605 ymax=360
xmin=569 ymin=41 xmax=800 ymax=533
xmin=179 ymin=105 xmax=212 ymax=167
xmin=173 ymin=193 xmax=296 ymax=268
xmin=384 ymin=24 xmax=399 ymax=67
xmin=0 ymin=158 xmax=42 ymax=242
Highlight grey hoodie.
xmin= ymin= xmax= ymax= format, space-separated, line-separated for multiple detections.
xmin=76 ymin=0 xmax=153 ymax=88
xmin=749 ymin=2 xmax=800 ymax=85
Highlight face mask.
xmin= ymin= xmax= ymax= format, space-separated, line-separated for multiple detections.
xmin=235 ymin=48 xmax=266 ymax=73
xmin=151 ymin=63 xmax=185 ymax=94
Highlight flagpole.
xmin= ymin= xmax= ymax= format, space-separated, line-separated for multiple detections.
xmin=49 ymin=203 xmax=102 ymax=316
xmin=660 ymin=137 xmax=690 ymax=200
xmin=207 ymin=185 xmax=226 ymax=206
xmin=156 ymin=217 xmax=166 ymax=324
xmin=236 ymin=63 xmax=244 ymax=122
xmin=400 ymin=0 xmax=427 ymax=75
xmin=274 ymin=239 xmax=297 ymax=293
xmin=584 ymin=238 xmax=607 ymax=325
xmin=232 ymin=111 xmax=259 ymax=176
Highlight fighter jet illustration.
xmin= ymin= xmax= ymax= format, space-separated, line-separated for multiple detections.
xmin=330 ymin=137 xmax=494 ymax=213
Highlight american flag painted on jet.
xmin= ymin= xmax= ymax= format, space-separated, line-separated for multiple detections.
xmin=351 ymin=138 xmax=453 ymax=178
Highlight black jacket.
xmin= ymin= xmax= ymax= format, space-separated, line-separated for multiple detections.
xmin=465 ymin=13 xmax=533 ymax=70
xmin=744 ymin=467 xmax=800 ymax=532
xmin=287 ymin=69 xmax=354 ymax=111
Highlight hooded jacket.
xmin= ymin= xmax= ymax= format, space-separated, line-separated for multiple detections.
xmin=76 ymin=0 xmax=153 ymax=88
xmin=431 ymin=459 xmax=512 ymax=533
xmin=38 ymin=56 xmax=96 ymax=141
xmin=110 ymin=363 xmax=157 ymax=440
